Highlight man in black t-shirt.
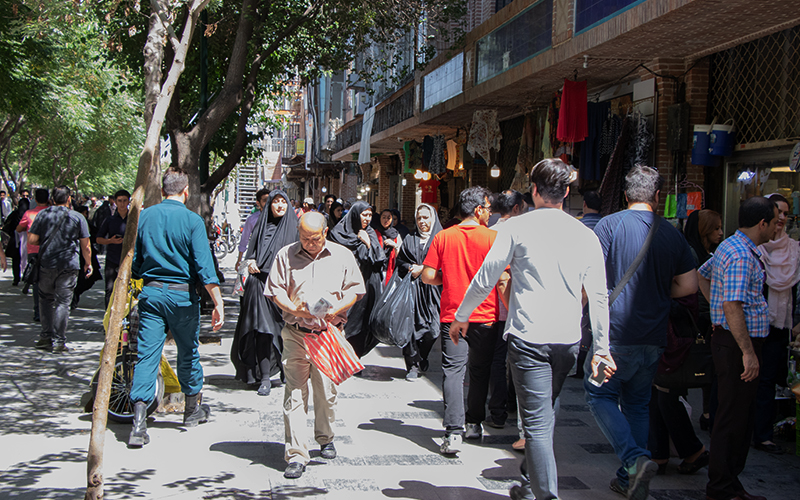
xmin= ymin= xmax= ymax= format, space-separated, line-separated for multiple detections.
xmin=97 ymin=189 xmax=130 ymax=307
xmin=586 ymin=166 xmax=698 ymax=500
xmin=28 ymin=186 xmax=91 ymax=353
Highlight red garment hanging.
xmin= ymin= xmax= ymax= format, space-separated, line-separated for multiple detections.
xmin=556 ymin=79 xmax=588 ymax=142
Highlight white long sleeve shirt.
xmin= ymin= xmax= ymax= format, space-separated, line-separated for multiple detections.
xmin=454 ymin=208 xmax=610 ymax=355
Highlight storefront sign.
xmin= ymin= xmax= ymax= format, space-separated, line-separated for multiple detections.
xmin=790 ymin=142 xmax=800 ymax=171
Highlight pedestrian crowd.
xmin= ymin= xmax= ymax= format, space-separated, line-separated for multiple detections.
xmin=3 ymin=159 xmax=794 ymax=500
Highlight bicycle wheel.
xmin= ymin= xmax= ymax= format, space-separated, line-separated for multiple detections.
xmin=213 ymin=239 xmax=228 ymax=259
xmin=92 ymin=353 xmax=164 ymax=423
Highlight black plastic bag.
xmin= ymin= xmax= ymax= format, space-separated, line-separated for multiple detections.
xmin=369 ymin=272 xmax=415 ymax=348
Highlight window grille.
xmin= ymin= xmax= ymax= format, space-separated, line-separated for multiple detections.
xmin=710 ymin=26 xmax=800 ymax=146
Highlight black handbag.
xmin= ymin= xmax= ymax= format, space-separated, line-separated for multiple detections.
xmin=654 ymin=304 xmax=713 ymax=389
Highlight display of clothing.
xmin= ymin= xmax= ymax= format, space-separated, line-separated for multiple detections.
xmin=634 ymin=112 xmax=654 ymax=167
xmin=422 ymin=135 xmax=434 ymax=168
xmin=446 ymin=140 xmax=458 ymax=171
xmin=580 ymin=101 xmax=611 ymax=181
xmin=599 ymin=116 xmax=633 ymax=215
xmin=430 ymin=135 xmax=446 ymax=174
xmin=557 ymin=79 xmax=589 ymax=142
xmin=419 ymin=178 xmax=440 ymax=204
xmin=467 ymin=110 xmax=502 ymax=163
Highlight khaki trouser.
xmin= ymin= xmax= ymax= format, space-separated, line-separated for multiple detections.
xmin=281 ymin=323 xmax=337 ymax=464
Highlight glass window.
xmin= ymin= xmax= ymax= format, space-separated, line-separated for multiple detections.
xmin=575 ymin=0 xmax=644 ymax=33
xmin=475 ymin=0 xmax=552 ymax=85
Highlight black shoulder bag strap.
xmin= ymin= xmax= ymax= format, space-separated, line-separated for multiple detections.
xmin=608 ymin=213 xmax=661 ymax=306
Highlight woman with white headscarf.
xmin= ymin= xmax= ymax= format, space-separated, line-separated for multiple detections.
xmin=753 ymin=193 xmax=800 ymax=454
xmin=396 ymin=204 xmax=443 ymax=379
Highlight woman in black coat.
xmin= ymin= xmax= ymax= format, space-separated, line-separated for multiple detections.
xmin=231 ymin=189 xmax=298 ymax=395
xmin=2 ymin=198 xmax=29 ymax=285
xmin=329 ymin=201 xmax=385 ymax=358
xmin=396 ymin=203 xmax=442 ymax=379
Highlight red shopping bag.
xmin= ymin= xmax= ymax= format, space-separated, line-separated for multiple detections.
xmin=303 ymin=323 xmax=364 ymax=385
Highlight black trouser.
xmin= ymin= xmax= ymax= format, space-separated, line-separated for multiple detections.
xmin=104 ymin=263 xmax=119 ymax=308
xmin=706 ymin=329 xmax=763 ymax=500
xmin=488 ymin=321 xmax=509 ymax=425
xmin=648 ymin=386 xmax=704 ymax=460
xmin=753 ymin=326 xmax=789 ymax=443
xmin=402 ymin=326 xmax=437 ymax=371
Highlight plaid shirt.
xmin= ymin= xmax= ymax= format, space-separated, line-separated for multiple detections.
xmin=698 ymin=230 xmax=769 ymax=338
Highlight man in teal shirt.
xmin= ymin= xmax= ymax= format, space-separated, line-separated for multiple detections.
xmin=128 ymin=167 xmax=225 ymax=447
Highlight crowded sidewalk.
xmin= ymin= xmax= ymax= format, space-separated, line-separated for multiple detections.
xmin=0 ymin=253 xmax=797 ymax=499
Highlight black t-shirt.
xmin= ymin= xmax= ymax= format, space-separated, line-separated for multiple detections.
xmin=97 ymin=212 xmax=127 ymax=266
xmin=594 ymin=210 xmax=696 ymax=346
xmin=29 ymin=206 xmax=90 ymax=271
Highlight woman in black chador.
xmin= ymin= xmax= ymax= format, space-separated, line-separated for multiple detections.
xmin=396 ymin=203 xmax=443 ymax=379
xmin=231 ymin=189 xmax=298 ymax=395
xmin=329 ymin=201 xmax=385 ymax=358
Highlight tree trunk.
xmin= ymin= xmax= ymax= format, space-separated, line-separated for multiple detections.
xmin=84 ymin=1 xmax=211 ymax=498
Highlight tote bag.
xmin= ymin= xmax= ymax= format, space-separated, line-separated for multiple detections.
xmin=303 ymin=323 xmax=364 ymax=385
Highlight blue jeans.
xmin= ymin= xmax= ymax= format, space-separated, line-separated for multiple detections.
xmin=584 ymin=344 xmax=663 ymax=488
xmin=509 ymin=336 xmax=579 ymax=500
xmin=130 ymin=285 xmax=203 ymax=403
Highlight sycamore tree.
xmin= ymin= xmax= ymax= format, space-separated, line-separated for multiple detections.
xmin=99 ymin=0 xmax=467 ymax=214
xmin=0 ymin=0 xmax=142 ymax=197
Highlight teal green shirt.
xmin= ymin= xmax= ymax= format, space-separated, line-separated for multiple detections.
xmin=132 ymin=199 xmax=219 ymax=286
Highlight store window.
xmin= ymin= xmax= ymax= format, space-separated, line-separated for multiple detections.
xmin=574 ymin=0 xmax=645 ymax=34
xmin=475 ymin=0 xmax=552 ymax=85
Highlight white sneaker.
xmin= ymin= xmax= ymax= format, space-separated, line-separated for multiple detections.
xmin=464 ymin=422 xmax=482 ymax=440
xmin=440 ymin=433 xmax=462 ymax=455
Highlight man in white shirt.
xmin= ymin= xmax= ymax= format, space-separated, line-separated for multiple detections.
xmin=451 ymin=158 xmax=615 ymax=500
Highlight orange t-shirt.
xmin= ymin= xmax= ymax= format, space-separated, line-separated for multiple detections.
xmin=423 ymin=224 xmax=498 ymax=323
xmin=18 ymin=205 xmax=46 ymax=255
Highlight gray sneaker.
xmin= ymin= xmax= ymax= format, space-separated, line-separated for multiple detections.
xmin=464 ymin=422 xmax=482 ymax=440
xmin=440 ymin=433 xmax=462 ymax=455
xmin=627 ymin=456 xmax=658 ymax=500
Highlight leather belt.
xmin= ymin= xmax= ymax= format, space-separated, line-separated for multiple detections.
xmin=294 ymin=324 xmax=324 ymax=334
xmin=144 ymin=280 xmax=190 ymax=292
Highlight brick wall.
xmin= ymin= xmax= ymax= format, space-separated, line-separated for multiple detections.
xmin=374 ymin=156 xmax=395 ymax=210
xmin=340 ymin=170 xmax=357 ymax=203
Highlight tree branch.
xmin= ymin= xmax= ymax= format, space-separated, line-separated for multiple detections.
xmin=149 ymin=0 xmax=181 ymax=53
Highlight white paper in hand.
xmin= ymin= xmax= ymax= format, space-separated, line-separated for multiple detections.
xmin=307 ymin=295 xmax=333 ymax=319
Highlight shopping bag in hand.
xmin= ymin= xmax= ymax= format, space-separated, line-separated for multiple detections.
xmin=369 ymin=272 xmax=414 ymax=348
xmin=303 ymin=323 xmax=364 ymax=385
xmin=232 ymin=262 xmax=249 ymax=298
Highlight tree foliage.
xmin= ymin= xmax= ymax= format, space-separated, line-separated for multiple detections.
xmin=0 ymin=0 xmax=142 ymax=196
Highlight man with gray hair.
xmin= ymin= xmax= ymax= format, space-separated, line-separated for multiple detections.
xmin=451 ymin=159 xmax=613 ymax=500
xmin=587 ymin=165 xmax=698 ymax=500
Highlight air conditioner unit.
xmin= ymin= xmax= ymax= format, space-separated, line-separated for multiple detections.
xmin=355 ymin=92 xmax=370 ymax=116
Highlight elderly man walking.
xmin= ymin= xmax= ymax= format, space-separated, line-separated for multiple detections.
xmin=266 ymin=212 xmax=365 ymax=479
xmin=452 ymin=159 xmax=613 ymax=500
xmin=587 ymin=166 xmax=698 ymax=500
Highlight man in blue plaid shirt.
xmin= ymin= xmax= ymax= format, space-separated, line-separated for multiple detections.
xmin=698 ymin=196 xmax=777 ymax=500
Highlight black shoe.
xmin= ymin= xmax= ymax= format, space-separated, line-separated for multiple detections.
xmin=509 ymin=484 xmax=533 ymax=500
xmin=32 ymin=315 xmax=40 ymax=322
xmin=183 ymin=393 xmax=210 ymax=427
xmin=128 ymin=401 xmax=150 ymax=447
xmin=284 ymin=462 xmax=306 ymax=479
xmin=257 ymin=382 xmax=271 ymax=396
xmin=419 ymin=360 xmax=429 ymax=372
xmin=753 ymin=441 xmax=785 ymax=455
xmin=52 ymin=344 xmax=70 ymax=354
xmin=35 ymin=338 xmax=52 ymax=351
xmin=320 ymin=442 xmax=336 ymax=459
xmin=484 ymin=418 xmax=505 ymax=429
xmin=677 ymin=450 xmax=709 ymax=474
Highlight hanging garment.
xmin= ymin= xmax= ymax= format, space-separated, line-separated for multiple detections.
xmin=676 ymin=192 xmax=688 ymax=219
xmin=686 ymin=192 xmax=702 ymax=216
xmin=512 ymin=114 xmax=535 ymax=192
xmin=634 ymin=114 xmax=654 ymax=167
xmin=557 ymin=79 xmax=589 ymax=142
xmin=664 ymin=194 xmax=678 ymax=218
xmin=542 ymin=116 xmax=553 ymax=158
xmin=422 ymin=135 xmax=434 ymax=168
xmin=403 ymin=140 xmax=423 ymax=172
xmin=446 ymin=140 xmax=458 ymax=170
xmin=579 ymin=101 xmax=611 ymax=181
xmin=600 ymin=114 xmax=622 ymax=156
xmin=599 ymin=116 xmax=633 ymax=215
xmin=430 ymin=135 xmax=447 ymax=174
xmin=467 ymin=110 xmax=502 ymax=163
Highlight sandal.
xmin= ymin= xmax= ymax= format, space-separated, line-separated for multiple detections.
xmin=677 ymin=450 xmax=709 ymax=474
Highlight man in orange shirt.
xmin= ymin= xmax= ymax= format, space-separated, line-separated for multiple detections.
xmin=422 ymin=186 xmax=502 ymax=455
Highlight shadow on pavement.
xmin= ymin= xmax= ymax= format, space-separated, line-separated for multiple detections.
xmin=407 ymin=399 xmax=444 ymax=417
xmin=209 ymin=440 xmax=287 ymax=471
xmin=358 ymin=418 xmax=445 ymax=455
xmin=359 ymin=364 xmax=409 ymax=382
xmin=382 ymin=480 xmax=509 ymax=499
